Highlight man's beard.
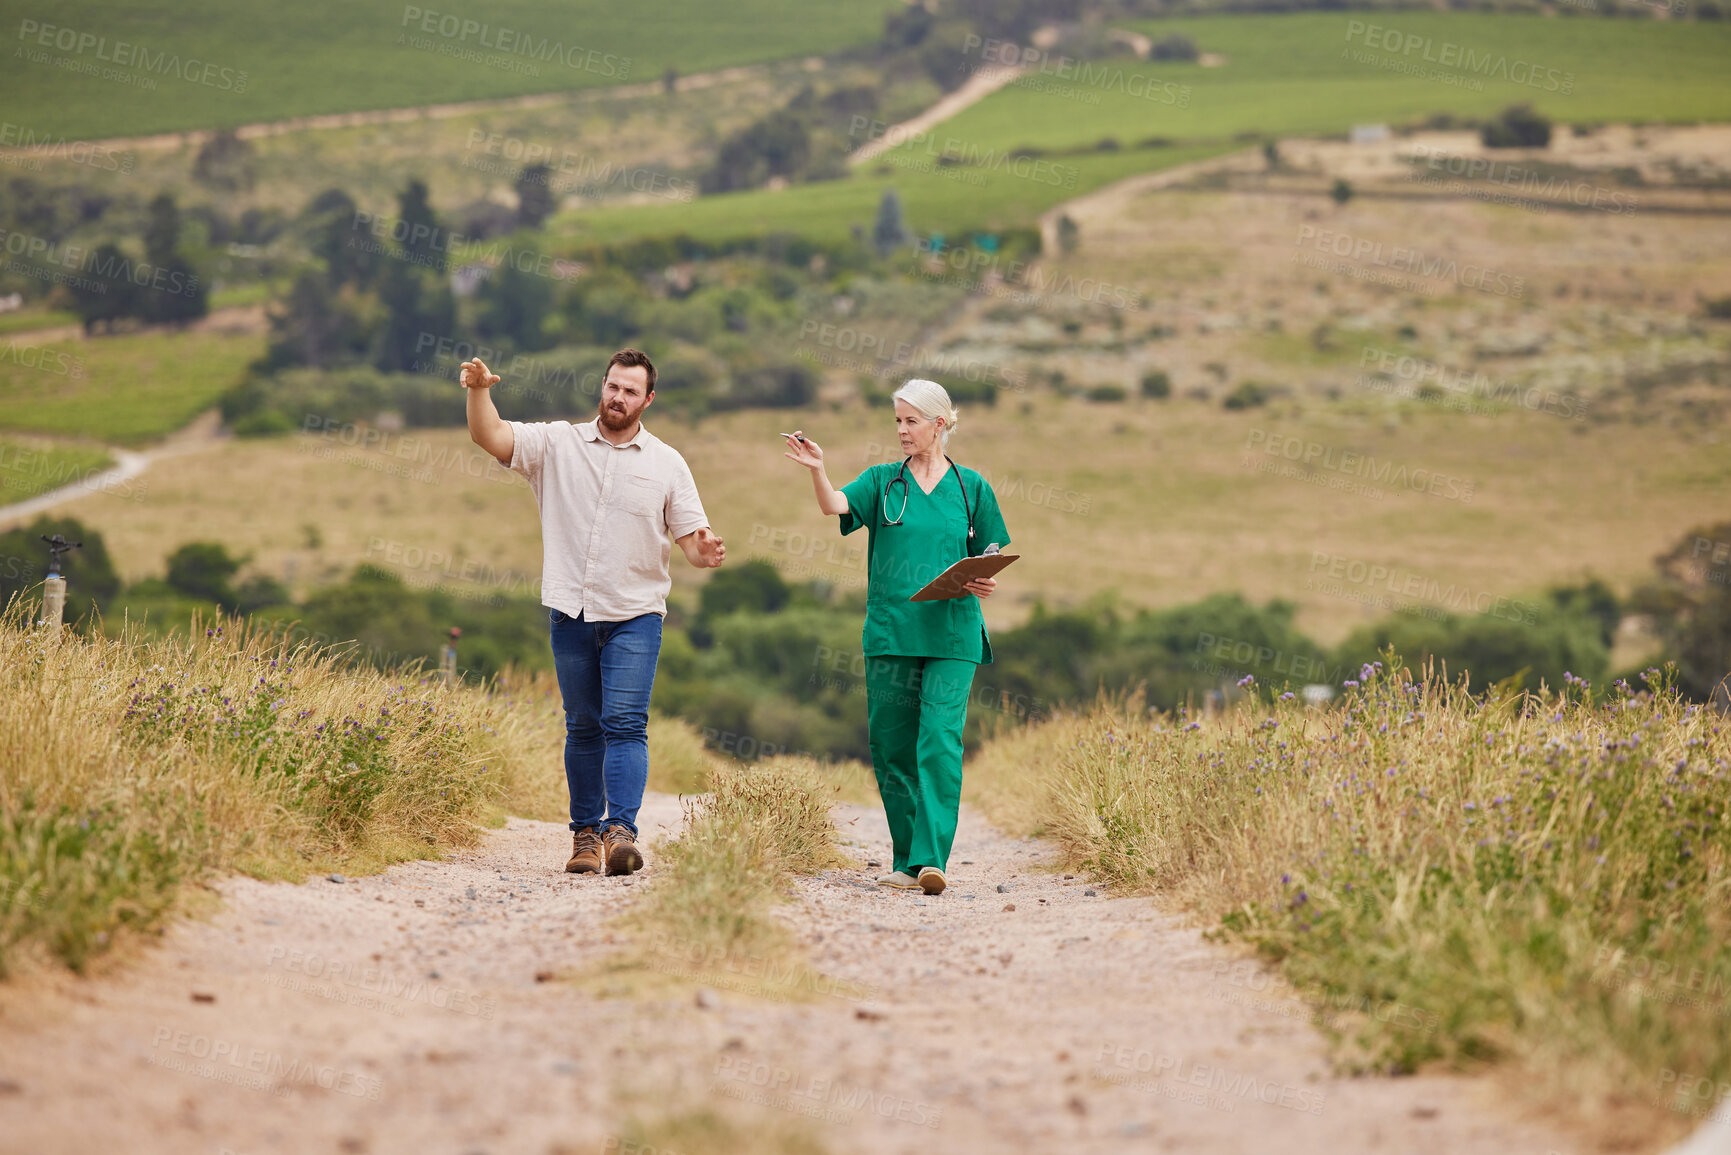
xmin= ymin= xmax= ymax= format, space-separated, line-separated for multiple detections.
xmin=597 ymin=400 xmax=641 ymax=431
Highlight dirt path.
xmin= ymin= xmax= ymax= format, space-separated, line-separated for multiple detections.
xmin=850 ymin=65 xmax=1027 ymax=165
xmin=0 ymin=794 xmax=1595 ymax=1155
xmin=0 ymin=409 xmax=226 ymax=529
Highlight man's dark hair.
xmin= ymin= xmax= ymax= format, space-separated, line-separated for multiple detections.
xmin=607 ymin=348 xmax=656 ymax=393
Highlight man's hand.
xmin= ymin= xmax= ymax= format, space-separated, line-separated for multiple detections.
xmin=964 ymin=576 xmax=997 ymax=599
xmin=678 ymin=526 xmax=726 ymax=569
xmin=463 ymin=358 xmax=513 ymax=465
xmin=460 ymin=358 xmax=500 ymax=390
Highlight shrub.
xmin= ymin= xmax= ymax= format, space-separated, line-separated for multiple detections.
xmin=1140 ymin=370 xmax=1171 ymax=399
xmin=1483 ymin=104 xmax=1553 ymax=149
xmin=1222 ymin=381 xmax=1270 ymax=409
xmin=1150 ymin=33 xmax=1199 ymax=61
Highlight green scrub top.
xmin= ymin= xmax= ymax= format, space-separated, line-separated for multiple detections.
xmin=839 ymin=461 xmax=1011 ymax=664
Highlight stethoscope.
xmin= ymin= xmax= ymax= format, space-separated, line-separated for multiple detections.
xmin=884 ymin=455 xmax=975 ymax=542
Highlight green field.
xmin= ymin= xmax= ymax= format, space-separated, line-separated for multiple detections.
xmin=0 ymin=309 xmax=79 ymax=337
xmin=983 ymin=12 xmax=1731 ymax=149
xmin=0 ymin=438 xmax=113 ymax=503
xmin=0 ymin=330 xmax=259 ymax=445
xmin=561 ymin=12 xmax=1731 ymax=246
xmin=0 ymin=0 xmax=897 ymax=140
xmin=557 ymin=141 xmax=1235 ymax=246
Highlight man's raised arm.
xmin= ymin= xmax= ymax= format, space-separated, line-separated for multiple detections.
xmin=461 ymin=358 xmax=514 ymax=466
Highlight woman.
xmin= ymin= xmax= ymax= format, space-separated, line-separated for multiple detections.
xmin=784 ymin=379 xmax=1009 ymax=896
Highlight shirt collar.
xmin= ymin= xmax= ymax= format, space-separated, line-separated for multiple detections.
xmin=578 ymin=418 xmax=650 ymax=449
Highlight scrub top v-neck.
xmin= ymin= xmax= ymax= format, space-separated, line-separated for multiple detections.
xmin=839 ymin=461 xmax=1010 ymax=664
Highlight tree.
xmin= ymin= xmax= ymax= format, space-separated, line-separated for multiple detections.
xmin=1056 ymin=213 xmax=1079 ymax=255
xmin=395 ymin=178 xmax=445 ymax=273
xmin=144 ymin=193 xmax=181 ymax=265
xmin=68 ymin=242 xmax=137 ymax=333
xmin=137 ymin=253 xmax=209 ymax=327
xmin=873 ymin=189 xmax=908 ymax=257
xmin=703 ymin=107 xmax=812 ymax=193
xmin=918 ymin=24 xmax=973 ymax=94
xmin=264 ymin=267 xmax=377 ymax=370
xmin=514 ymin=164 xmax=556 ymax=230
xmin=165 ymin=542 xmax=244 ymax=611
xmin=133 ymin=192 xmax=207 ymax=326
xmin=302 ymin=188 xmax=379 ymax=289
xmin=700 ymin=560 xmax=791 ymax=619
xmin=235 ymin=574 xmax=291 ymax=615
xmin=375 ymin=259 xmax=454 ymax=372
xmin=884 ymin=4 xmax=932 ymax=47
xmin=0 ymin=516 xmax=121 ymax=624
xmin=1150 ymin=34 xmax=1199 ymax=61
xmin=1482 ymin=104 xmax=1552 ymax=149
xmin=475 ymin=255 xmax=554 ymax=352
xmin=1140 ymin=370 xmax=1171 ymax=400
xmin=193 ymin=129 xmax=255 ymax=191
xmin=1636 ymin=523 xmax=1731 ymax=701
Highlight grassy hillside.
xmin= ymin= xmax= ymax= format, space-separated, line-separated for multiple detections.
xmin=0 ymin=437 xmax=113 ymax=504
xmin=0 ymin=330 xmax=259 ymax=445
xmin=557 ymin=142 xmax=1234 ymax=246
xmin=35 ymin=391 xmax=1730 ymax=647
xmin=0 ymin=0 xmax=898 ymax=140
xmin=1018 ymin=13 xmax=1731 ymax=148
xmin=552 ymin=12 xmax=1731 ymax=245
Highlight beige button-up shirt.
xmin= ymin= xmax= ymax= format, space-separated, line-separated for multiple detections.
xmin=508 ymin=418 xmax=709 ymax=621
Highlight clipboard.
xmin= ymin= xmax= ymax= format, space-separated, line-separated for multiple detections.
xmin=909 ymin=553 xmax=1020 ymax=602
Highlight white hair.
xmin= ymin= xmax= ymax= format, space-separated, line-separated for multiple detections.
xmin=892 ymin=378 xmax=959 ymax=449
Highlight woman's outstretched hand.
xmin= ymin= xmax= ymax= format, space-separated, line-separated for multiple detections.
xmin=783 ymin=430 xmax=825 ymax=470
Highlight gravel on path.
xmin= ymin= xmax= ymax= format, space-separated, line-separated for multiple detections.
xmin=0 ymin=794 xmax=1588 ymax=1155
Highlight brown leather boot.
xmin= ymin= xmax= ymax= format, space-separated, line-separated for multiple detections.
xmin=602 ymin=824 xmax=643 ymax=876
xmin=565 ymin=826 xmax=603 ymax=874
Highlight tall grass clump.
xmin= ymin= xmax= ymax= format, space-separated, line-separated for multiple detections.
xmin=625 ymin=756 xmax=851 ymax=999
xmin=0 ymin=604 xmax=565 ymax=975
xmin=967 ymin=660 xmax=1730 ymax=1135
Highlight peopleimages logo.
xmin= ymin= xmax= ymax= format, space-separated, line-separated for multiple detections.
xmin=1294 ymin=225 xmax=1524 ymax=299
xmin=1343 ymin=19 xmax=1574 ymax=94
xmin=1406 ymin=145 xmax=1637 ymax=214
xmin=1357 ymin=346 xmax=1587 ymax=420
xmin=0 ymin=227 xmax=199 ymax=298
xmin=0 ymin=122 xmax=134 ymax=173
xmin=1245 ymin=429 xmax=1476 ymax=503
xmin=16 ymin=19 xmax=249 ymax=92
xmin=959 ymin=34 xmax=1192 ymax=107
xmin=398 ymin=6 xmax=629 ymax=78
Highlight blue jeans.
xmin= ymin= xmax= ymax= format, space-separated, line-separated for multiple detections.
xmin=549 ymin=608 xmax=662 ymax=837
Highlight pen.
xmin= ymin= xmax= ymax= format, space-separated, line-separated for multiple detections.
xmin=780 ymin=432 xmax=807 ymax=443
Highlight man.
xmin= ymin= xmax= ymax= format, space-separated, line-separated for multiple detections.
xmin=463 ymin=348 xmax=725 ymax=876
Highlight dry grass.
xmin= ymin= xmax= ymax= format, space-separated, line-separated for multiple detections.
xmin=587 ymin=1106 xmax=827 ymax=1155
xmin=965 ymin=667 xmax=1731 ymax=1143
xmin=606 ymin=755 xmax=854 ymax=1005
xmin=0 ymin=603 xmax=567 ymax=974
xmin=46 ymin=382 xmax=1731 ymax=652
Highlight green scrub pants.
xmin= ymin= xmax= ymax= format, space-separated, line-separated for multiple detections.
xmin=864 ymin=655 xmax=976 ymax=875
